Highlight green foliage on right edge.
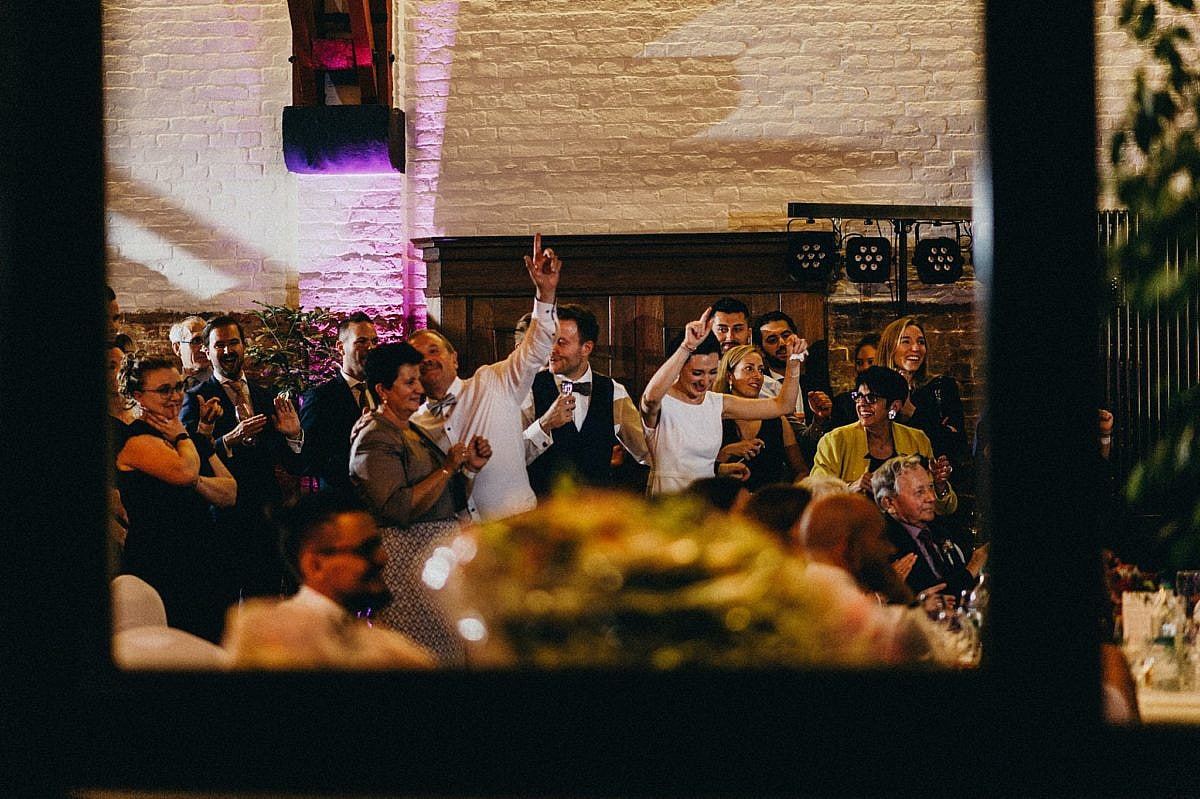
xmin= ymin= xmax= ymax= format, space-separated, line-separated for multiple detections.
xmin=1111 ymin=0 xmax=1200 ymax=560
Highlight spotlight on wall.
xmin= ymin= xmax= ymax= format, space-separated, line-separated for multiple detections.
xmin=785 ymin=220 xmax=838 ymax=287
xmin=843 ymin=234 xmax=892 ymax=283
xmin=912 ymin=223 xmax=964 ymax=284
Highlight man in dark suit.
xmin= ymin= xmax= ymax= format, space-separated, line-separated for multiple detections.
xmin=300 ymin=312 xmax=379 ymax=490
xmin=181 ymin=315 xmax=305 ymax=600
xmin=872 ymin=454 xmax=986 ymax=597
xmin=522 ymin=303 xmax=648 ymax=495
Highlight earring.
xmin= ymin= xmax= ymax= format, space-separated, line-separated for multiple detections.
xmin=888 ymin=408 xmax=897 ymax=420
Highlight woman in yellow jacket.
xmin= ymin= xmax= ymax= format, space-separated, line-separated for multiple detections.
xmin=810 ymin=366 xmax=957 ymax=516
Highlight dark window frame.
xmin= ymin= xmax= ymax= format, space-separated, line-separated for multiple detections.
xmin=3 ymin=3 xmax=1189 ymax=796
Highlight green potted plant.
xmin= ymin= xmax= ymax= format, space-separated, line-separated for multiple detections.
xmin=243 ymin=302 xmax=339 ymax=397
xmin=1110 ymin=0 xmax=1200 ymax=567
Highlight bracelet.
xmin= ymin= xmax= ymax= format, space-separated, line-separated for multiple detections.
xmin=1099 ymin=435 xmax=1112 ymax=445
xmin=172 ymin=432 xmax=190 ymax=444
xmin=680 ymin=343 xmax=697 ymax=353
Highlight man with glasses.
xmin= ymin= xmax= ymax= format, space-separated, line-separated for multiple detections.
xmin=300 ymin=312 xmax=379 ymax=491
xmin=181 ymin=315 xmax=306 ymax=600
xmin=169 ymin=315 xmax=211 ymax=390
xmin=222 ymin=490 xmax=434 ymax=668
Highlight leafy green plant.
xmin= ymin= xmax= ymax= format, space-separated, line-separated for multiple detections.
xmin=244 ymin=302 xmax=339 ymax=396
xmin=1111 ymin=0 xmax=1200 ymax=560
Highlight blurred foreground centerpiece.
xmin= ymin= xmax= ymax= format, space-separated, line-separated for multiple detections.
xmin=423 ymin=489 xmax=878 ymax=669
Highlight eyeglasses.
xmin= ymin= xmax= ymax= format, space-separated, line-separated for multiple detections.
xmin=174 ymin=336 xmax=204 ymax=346
xmin=850 ymin=390 xmax=883 ymax=404
xmin=317 ymin=535 xmax=384 ymax=560
xmin=143 ymin=382 xmax=186 ymax=397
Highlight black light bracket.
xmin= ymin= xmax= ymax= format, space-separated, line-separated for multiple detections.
xmin=786 ymin=202 xmax=972 ymax=312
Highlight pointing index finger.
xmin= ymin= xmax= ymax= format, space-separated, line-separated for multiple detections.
xmin=533 ymin=232 xmax=542 ymax=262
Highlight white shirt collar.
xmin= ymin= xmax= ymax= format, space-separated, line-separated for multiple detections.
xmin=557 ymin=365 xmax=594 ymax=384
xmin=289 ymin=584 xmax=347 ymax=620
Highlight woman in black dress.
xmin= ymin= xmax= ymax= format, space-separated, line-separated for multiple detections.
xmin=877 ymin=317 xmax=968 ymax=466
xmin=115 ymin=354 xmax=236 ymax=642
xmin=714 ymin=344 xmax=808 ymax=491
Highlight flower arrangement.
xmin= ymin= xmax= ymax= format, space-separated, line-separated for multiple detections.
xmin=426 ymin=488 xmax=885 ymax=669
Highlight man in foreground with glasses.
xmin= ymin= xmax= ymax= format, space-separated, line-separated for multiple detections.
xmin=222 ymin=490 xmax=434 ymax=668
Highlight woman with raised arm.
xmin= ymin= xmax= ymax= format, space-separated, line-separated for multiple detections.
xmin=115 ymin=354 xmax=237 ymax=642
xmin=713 ymin=344 xmax=809 ymax=490
xmin=877 ymin=317 xmax=967 ymax=466
xmin=640 ymin=307 xmax=807 ymax=496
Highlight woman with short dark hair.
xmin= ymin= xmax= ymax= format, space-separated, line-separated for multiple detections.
xmin=349 ymin=342 xmax=492 ymax=664
xmin=810 ymin=366 xmax=957 ymax=516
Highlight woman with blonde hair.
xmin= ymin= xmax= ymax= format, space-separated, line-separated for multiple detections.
xmin=876 ymin=316 xmax=967 ymax=465
xmin=714 ymin=344 xmax=808 ymax=490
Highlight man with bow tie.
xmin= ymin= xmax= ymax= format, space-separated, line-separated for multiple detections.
xmin=872 ymin=454 xmax=987 ymax=597
xmin=407 ymin=234 xmax=561 ymax=521
xmin=300 ymin=312 xmax=379 ymax=490
xmin=522 ymin=303 xmax=648 ymax=495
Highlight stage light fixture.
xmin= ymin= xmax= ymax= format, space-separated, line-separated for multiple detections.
xmin=843 ymin=235 xmax=892 ymax=283
xmin=913 ymin=225 xmax=964 ymax=284
xmin=786 ymin=230 xmax=838 ymax=285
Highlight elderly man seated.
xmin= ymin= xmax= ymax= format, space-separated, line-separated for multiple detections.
xmin=872 ymin=455 xmax=987 ymax=597
xmin=795 ymin=492 xmax=946 ymax=665
xmin=222 ymin=490 xmax=435 ymax=669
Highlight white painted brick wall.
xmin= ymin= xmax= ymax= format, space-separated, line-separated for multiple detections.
xmin=103 ymin=0 xmax=1159 ymax=313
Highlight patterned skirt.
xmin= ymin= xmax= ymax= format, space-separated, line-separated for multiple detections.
xmin=377 ymin=519 xmax=466 ymax=666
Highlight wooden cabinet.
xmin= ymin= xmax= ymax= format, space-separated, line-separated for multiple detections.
xmin=412 ymin=233 xmax=827 ymax=398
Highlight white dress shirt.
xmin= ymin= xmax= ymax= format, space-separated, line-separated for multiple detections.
xmin=409 ymin=298 xmax=556 ymax=521
xmin=761 ymin=369 xmax=806 ymax=418
xmin=520 ymin=365 xmax=650 ymax=465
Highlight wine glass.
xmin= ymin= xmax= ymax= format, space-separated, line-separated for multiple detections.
xmin=235 ymin=401 xmax=257 ymax=446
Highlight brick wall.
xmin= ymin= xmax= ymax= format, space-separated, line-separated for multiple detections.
xmin=105 ymin=0 xmax=1148 ymax=319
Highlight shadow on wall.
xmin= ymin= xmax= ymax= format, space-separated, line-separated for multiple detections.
xmin=106 ymin=178 xmax=292 ymax=310
xmin=423 ymin=1 xmax=982 ymax=233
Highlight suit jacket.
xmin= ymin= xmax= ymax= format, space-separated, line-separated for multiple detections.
xmin=884 ymin=514 xmax=976 ymax=597
xmin=181 ymin=375 xmax=304 ymax=597
xmin=300 ymin=373 xmax=361 ymax=490
xmin=181 ymin=375 xmax=303 ymax=512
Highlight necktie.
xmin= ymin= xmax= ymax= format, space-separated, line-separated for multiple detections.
xmin=916 ymin=528 xmax=948 ymax=579
xmin=428 ymin=393 xmax=457 ymax=418
xmin=224 ymin=379 xmax=250 ymax=412
xmin=566 ymin=381 xmax=592 ymax=396
xmin=352 ymin=383 xmax=369 ymax=410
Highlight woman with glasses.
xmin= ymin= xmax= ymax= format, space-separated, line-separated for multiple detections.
xmin=349 ymin=342 xmax=492 ymax=664
xmin=876 ymin=316 xmax=967 ymax=467
xmin=810 ymin=366 xmax=957 ymax=516
xmin=115 ymin=354 xmax=237 ymax=642
xmin=714 ymin=344 xmax=809 ymax=491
